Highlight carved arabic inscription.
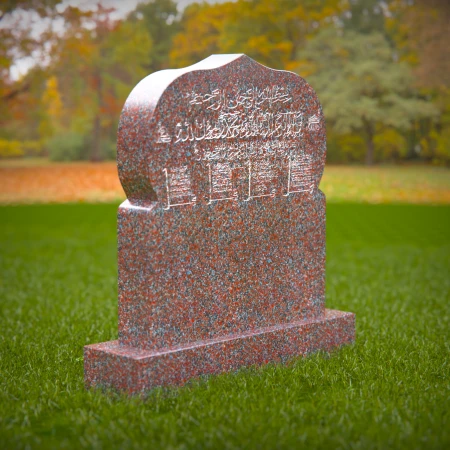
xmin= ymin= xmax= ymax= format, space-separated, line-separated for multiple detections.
xmin=159 ymin=85 xmax=320 ymax=209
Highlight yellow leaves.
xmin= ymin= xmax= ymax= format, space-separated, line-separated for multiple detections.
xmin=0 ymin=140 xmax=23 ymax=158
xmin=374 ymin=128 xmax=407 ymax=159
xmin=169 ymin=0 xmax=344 ymax=71
xmin=246 ymin=36 xmax=270 ymax=56
xmin=401 ymin=53 xmax=419 ymax=66
xmin=336 ymin=48 xmax=350 ymax=59
xmin=40 ymin=76 xmax=63 ymax=139
xmin=45 ymin=76 xmax=58 ymax=92
xmin=245 ymin=36 xmax=292 ymax=63
xmin=0 ymin=140 xmax=43 ymax=158
xmin=285 ymin=5 xmax=306 ymax=21
xmin=42 ymin=76 xmax=63 ymax=119
xmin=291 ymin=59 xmax=317 ymax=79
xmin=336 ymin=134 xmax=366 ymax=160
xmin=170 ymin=2 xmax=231 ymax=67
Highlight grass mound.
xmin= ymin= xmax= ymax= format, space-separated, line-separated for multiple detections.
xmin=0 ymin=203 xmax=449 ymax=449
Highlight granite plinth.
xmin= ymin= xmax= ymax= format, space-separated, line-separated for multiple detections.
xmin=85 ymin=309 xmax=354 ymax=394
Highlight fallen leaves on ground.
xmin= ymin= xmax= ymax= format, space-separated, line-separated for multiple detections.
xmin=0 ymin=162 xmax=124 ymax=204
xmin=0 ymin=161 xmax=449 ymax=204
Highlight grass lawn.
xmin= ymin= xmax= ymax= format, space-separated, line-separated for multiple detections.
xmin=0 ymin=202 xmax=449 ymax=449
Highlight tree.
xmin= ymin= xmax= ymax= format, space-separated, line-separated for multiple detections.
xmin=170 ymin=0 xmax=344 ymax=70
xmin=0 ymin=0 xmax=63 ymax=145
xmin=169 ymin=2 xmax=231 ymax=68
xmin=1 ymin=2 xmax=152 ymax=161
xmin=39 ymin=75 xmax=63 ymax=138
xmin=388 ymin=0 xmax=450 ymax=90
xmin=128 ymin=0 xmax=178 ymax=72
xmin=387 ymin=0 xmax=450 ymax=164
xmin=218 ymin=0 xmax=345 ymax=70
xmin=298 ymin=28 xmax=438 ymax=164
xmin=50 ymin=5 xmax=152 ymax=161
xmin=341 ymin=0 xmax=388 ymax=35
xmin=0 ymin=0 xmax=61 ymax=21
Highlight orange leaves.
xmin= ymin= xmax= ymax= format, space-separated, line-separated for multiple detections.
xmin=1 ymin=162 xmax=449 ymax=205
xmin=0 ymin=162 xmax=125 ymax=204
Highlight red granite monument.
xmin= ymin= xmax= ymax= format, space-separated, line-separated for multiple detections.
xmin=84 ymin=54 xmax=355 ymax=394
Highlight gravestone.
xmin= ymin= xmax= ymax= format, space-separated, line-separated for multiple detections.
xmin=84 ymin=54 xmax=355 ymax=394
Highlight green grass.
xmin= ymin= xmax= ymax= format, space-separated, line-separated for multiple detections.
xmin=0 ymin=203 xmax=449 ymax=449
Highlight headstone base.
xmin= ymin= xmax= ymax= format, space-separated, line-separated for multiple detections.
xmin=84 ymin=309 xmax=354 ymax=395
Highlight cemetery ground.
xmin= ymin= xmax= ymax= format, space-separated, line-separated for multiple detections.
xmin=0 ymin=159 xmax=449 ymax=205
xmin=0 ymin=170 xmax=449 ymax=449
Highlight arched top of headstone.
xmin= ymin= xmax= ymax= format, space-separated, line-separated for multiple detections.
xmin=117 ymin=54 xmax=326 ymax=208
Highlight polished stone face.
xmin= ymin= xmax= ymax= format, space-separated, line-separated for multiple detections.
xmin=117 ymin=54 xmax=326 ymax=207
xmin=84 ymin=54 xmax=355 ymax=393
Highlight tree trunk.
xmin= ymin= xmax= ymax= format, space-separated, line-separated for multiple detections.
xmin=91 ymin=112 xmax=102 ymax=162
xmin=91 ymin=69 xmax=103 ymax=162
xmin=365 ymin=136 xmax=374 ymax=165
xmin=363 ymin=119 xmax=375 ymax=166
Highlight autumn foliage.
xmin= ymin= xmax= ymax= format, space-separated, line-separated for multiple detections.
xmin=0 ymin=0 xmax=449 ymax=165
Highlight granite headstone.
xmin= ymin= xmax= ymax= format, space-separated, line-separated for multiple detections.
xmin=84 ymin=54 xmax=355 ymax=394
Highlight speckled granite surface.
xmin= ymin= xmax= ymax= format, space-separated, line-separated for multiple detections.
xmin=84 ymin=54 xmax=355 ymax=394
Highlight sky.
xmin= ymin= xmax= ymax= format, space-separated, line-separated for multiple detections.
xmin=54 ymin=0 xmax=188 ymax=18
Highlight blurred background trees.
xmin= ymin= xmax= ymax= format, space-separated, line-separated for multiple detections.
xmin=0 ymin=0 xmax=448 ymax=165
